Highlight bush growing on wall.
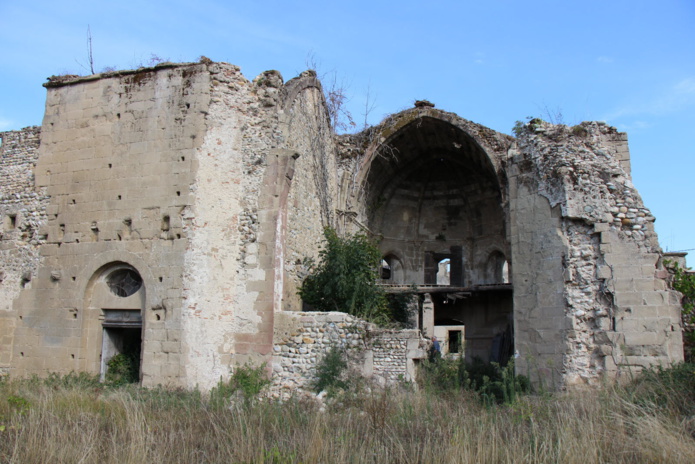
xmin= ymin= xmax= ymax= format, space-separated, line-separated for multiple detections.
xmin=670 ymin=263 xmax=695 ymax=361
xmin=299 ymin=228 xmax=389 ymax=324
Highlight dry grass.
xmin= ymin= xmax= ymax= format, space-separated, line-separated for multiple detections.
xmin=1 ymin=370 xmax=694 ymax=463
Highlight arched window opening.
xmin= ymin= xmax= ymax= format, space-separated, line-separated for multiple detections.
xmin=381 ymin=254 xmax=404 ymax=283
xmin=437 ymin=258 xmax=450 ymax=285
xmin=380 ymin=259 xmax=391 ymax=280
xmin=485 ymin=251 xmax=508 ymax=284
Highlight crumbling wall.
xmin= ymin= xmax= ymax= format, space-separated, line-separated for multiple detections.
xmin=512 ymin=120 xmax=682 ymax=386
xmin=181 ymin=64 xmax=291 ymax=389
xmin=0 ymin=126 xmax=48 ymax=373
xmin=281 ymin=71 xmax=338 ymax=311
xmin=272 ymin=311 xmax=426 ymax=395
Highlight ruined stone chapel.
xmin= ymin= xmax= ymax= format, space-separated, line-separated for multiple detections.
xmin=0 ymin=60 xmax=684 ymax=391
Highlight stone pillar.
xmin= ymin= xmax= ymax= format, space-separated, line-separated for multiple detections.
xmin=422 ymin=293 xmax=434 ymax=337
xmin=406 ymin=294 xmax=420 ymax=329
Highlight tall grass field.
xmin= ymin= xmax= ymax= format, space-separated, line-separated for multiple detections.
xmin=1 ymin=363 xmax=694 ymax=463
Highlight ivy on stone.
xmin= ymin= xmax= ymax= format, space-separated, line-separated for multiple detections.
xmin=299 ymin=227 xmax=389 ymax=324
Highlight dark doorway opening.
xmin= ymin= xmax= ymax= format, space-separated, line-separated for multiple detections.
xmin=101 ymin=310 xmax=142 ymax=383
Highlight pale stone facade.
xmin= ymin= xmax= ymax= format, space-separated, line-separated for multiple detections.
xmin=0 ymin=61 xmax=684 ymax=390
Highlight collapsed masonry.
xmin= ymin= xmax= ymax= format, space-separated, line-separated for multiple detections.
xmin=0 ymin=60 xmax=683 ymax=391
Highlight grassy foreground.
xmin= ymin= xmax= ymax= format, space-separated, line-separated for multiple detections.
xmin=1 ymin=365 xmax=694 ymax=463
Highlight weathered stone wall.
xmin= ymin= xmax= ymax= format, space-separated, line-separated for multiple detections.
xmin=281 ymin=72 xmax=338 ymax=312
xmin=0 ymin=126 xmax=48 ymax=374
xmin=180 ymin=62 xmax=268 ymax=389
xmin=9 ymin=64 xmax=210 ymax=385
xmin=272 ymin=311 xmax=426 ymax=394
xmin=511 ymin=120 xmax=682 ymax=387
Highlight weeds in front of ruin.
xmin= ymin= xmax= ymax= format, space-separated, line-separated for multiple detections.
xmin=1 ymin=364 xmax=694 ymax=463
xmin=209 ymin=362 xmax=271 ymax=408
xmin=417 ymin=356 xmax=530 ymax=406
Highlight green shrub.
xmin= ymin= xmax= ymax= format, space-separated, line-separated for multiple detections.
xmin=43 ymin=371 xmax=101 ymax=389
xmin=626 ymin=362 xmax=695 ymax=417
xmin=670 ymin=262 xmax=695 ymax=361
xmin=418 ymin=356 xmax=529 ymax=405
xmin=299 ymin=227 xmax=389 ymax=324
xmin=570 ymin=124 xmax=589 ymax=137
xmin=105 ymin=353 xmax=139 ymax=386
xmin=312 ymin=346 xmax=349 ymax=393
xmin=209 ymin=362 xmax=270 ymax=408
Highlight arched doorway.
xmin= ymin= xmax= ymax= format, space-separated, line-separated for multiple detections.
xmin=86 ymin=263 xmax=145 ymax=382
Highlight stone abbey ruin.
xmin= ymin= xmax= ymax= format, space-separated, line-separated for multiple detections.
xmin=0 ymin=60 xmax=684 ymax=391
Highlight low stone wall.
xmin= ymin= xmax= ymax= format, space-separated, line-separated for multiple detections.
xmin=272 ymin=311 xmax=427 ymax=393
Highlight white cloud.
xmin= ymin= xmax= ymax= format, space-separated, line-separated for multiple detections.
xmin=603 ymin=76 xmax=695 ymax=121
xmin=616 ymin=120 xmax=652 ymax=132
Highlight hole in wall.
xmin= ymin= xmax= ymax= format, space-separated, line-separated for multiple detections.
xmin=71 ymin=276 xmax=76 ymax=281
xmin=4 ymin=214 xmax=17 ymax=230
xmin=20 ymin=352 xmax=24 ymax=357
xmin=71 ymin=354 xmax=75 ymax=359
xmin=158 ymin=276 xmax=163 ymax=282
xmin=176 ymin=191 xmax=181 ymax=196
xmin=156 ymin=314 xmax=161 ymax=321
xmin=180 ymin=156 xmax=185 ymax=161
xmin=161 ymin=215 xmax=170 ymax=232
xmin=117 ymin=113 xmax=121 ymax=119
xmin=176 ymin=233 xmax=181 ymax=239
xmin=71 ymin=199 xmax=76 ymax=204
xmin=117 ymin=195 xmax=122 ymax=200
xmin=108 ymin=163 xmax=112 ymax=168
xmin=437 ymin=258 xmax=451 ymax=285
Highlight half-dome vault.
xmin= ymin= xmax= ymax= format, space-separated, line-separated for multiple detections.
xmin=349 ymin=112 xmax=515 ymax=365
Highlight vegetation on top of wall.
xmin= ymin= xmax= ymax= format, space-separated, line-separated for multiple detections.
xmin=299 ymin=227 xmax=390 ymax=324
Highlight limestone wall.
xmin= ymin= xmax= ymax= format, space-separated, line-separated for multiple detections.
xmin=9 ymin=64 xmax=210 ymax=385
xmin=0 ymin=126 xmax=48 ymax=373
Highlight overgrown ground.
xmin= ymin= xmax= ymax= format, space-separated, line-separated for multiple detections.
xmin=1 ymin=364 xmax=694 ymax=463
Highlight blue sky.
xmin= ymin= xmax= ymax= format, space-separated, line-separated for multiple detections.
xmin=1 ymin=0 xmax=693 ymax=259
